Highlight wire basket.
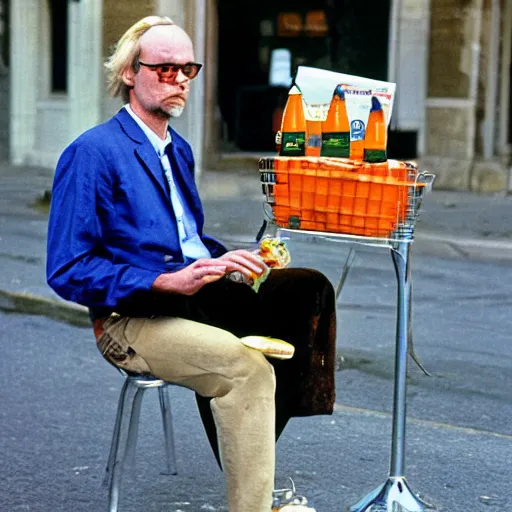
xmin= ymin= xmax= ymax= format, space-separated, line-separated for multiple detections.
xmin=260 ymin=157 xmax=433 ymax=240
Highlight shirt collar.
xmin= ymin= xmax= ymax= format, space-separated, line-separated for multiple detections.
xmin=124 ymin=104 xmax=172 ymax=157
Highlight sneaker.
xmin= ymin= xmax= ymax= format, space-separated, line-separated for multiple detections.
xmin=275 ymin=505 xmax=316 ymax=511
xmin=271 ymin=479 xmax=316 ymax=511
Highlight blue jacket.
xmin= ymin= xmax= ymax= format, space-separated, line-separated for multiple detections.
xmin=46 ymin=108 xmax=227 ymax=318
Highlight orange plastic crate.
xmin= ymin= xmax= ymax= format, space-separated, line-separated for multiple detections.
xmin=261 ymin=157 xmax=422 ymax=238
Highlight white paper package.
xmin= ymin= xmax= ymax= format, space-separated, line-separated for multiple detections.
xmin=294 ymin=66 xmax=396 ymax=147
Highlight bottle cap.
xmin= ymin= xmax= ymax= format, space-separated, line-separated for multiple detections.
xmin=371 ymin=96 xmax=382 ymax=112
xmin=288 ymin=85 xmax=302 ymax=95
xmin=334 ymin=84 xmax=345 ymax=100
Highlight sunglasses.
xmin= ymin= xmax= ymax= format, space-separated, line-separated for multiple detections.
xmin=137 ymin=60 xmax=203 ymax=80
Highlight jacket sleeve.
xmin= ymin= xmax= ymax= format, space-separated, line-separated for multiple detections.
xmin=46 ymin=143 xmax=163 ymax=309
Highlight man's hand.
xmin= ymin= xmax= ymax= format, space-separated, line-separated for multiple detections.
xmin=151 ymin=250 xmax=267 ymax=296
xmin=152 ymin=259 xmax=227 ymax=296
xmin=216 ymin=249 xmax=267 ymax=278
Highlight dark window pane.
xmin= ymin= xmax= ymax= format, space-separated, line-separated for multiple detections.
xmin=49 ymin=0 xmax=68 ymax=92
xmin=1 ymin=0 xmax=9 ymax=68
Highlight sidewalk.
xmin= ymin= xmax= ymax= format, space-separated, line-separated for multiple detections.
xmin=1 ymin=160 xmax=511 ymax=324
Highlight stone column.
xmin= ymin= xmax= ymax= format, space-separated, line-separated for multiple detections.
xmin=482 ymin=0 xmax=500 ymax=159
xmin=424 ymin=0 xmax=484 ymax=190
xmin=391 ymin=0 xmax=431 ymax=156
xmin=186 ymin=0 xmax=207 ymax=179
xmin=156 ymin=0 xmax=186 ymax=26
xmin=203 ymin=0 xmax=219 ymax=169
xmin=9 ymin=0 xmax=39 ymax=165
xmin=498 ymin=0 xmax=512 ymax=157
xmin=157 ymin=0 xmax=207 ymax=181
xmin=67 ymin=0 xmax=103 ymax=143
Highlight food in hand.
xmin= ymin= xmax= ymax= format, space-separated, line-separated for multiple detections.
xmin=259 ymin=237 xmax=291 ymax=269
xmin=227 ymin=237 xmax=291 ymax=291
xmin=248 ymin=236 xmax=291 ymax=290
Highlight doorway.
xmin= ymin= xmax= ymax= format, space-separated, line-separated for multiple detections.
xmin=216 ymin=0 xmax=391 ymax=152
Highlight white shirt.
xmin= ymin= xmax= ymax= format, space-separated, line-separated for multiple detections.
xmin=124 ymin=105 xmax=211 ymax=260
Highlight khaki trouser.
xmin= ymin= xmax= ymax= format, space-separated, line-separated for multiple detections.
xmin=96 ymin=269 xmax=336 ymax=511
xmin=97 ymin=313 xmax=276 ymax=512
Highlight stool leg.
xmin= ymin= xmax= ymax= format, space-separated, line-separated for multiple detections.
xmin=107 ymin=379 xmax=140 ymax=512
xmin=103 ymin=378 xmax=130 ymax=488
xmin=123 ymin=386 xmax=145 ymax=472
xmin=158 ymin=385 xmax=178 ymax=475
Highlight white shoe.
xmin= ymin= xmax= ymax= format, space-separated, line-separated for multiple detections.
xmin=276 ymin=505 xmax=316 ymax=511
xmin=272 ymin=479 xmax=316 ymax=511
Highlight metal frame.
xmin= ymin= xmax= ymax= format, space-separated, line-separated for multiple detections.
xmin=103 ymin=374 xmax=177 ymax=512
xmin=260 ymin=157 xmax=437 ymax=511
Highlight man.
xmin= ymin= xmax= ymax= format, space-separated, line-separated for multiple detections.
xmin=47 ymin=16 xmax=336 ymax=512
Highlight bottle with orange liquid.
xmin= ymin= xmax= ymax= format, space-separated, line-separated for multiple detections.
xmin=363 ymin=96 xmax=387 ymax=163
xmin=305 ymin=119 xmax=322 ymax=157
xmin=279 ymin=85 xmax=307 ymax=157
xmin=321 ymin=84 xmax=350 ymax=158
xmin=349 ymin=119 xmax=365 ymax=161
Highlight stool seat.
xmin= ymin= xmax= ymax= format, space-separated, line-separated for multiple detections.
xmin=124 ymin=374 xmax=166 ymax=387
xmin=104 ymin=372 xmax=177 ymax=512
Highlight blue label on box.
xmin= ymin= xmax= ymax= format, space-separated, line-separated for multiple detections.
xmin=350 ymin=119 xmax=365 ymax=141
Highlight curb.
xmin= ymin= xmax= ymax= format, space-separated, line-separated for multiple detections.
xmin=0 ymin=290 xmax=90 ymax=327
xmin=415 ymin=232 xmax=512 ymax=262
xmin=1 ymin=231 xmax=510 ymax=327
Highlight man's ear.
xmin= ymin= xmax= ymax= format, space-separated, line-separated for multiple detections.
xmin=121 ymin=66 xmax=135 ymax=87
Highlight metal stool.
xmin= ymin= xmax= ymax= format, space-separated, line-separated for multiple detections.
xmin=103 ymin=372 xmax=178 ymax=512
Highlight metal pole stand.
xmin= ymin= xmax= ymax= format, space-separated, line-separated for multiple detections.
xmin=347 ymin=241 xmax=436 ymax=512
xmin=259 ymin=157 xmax=438 ymax=511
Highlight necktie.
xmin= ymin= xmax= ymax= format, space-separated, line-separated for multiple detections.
xmin=160 ymin=144 xmax=211 ymax=260
xmin=161 ymin=143 xmax=187 ymax=244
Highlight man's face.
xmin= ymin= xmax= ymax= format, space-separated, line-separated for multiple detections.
xmin=125 ymin=26 xmax=197 ymax=120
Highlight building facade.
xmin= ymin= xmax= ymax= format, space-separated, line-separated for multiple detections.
xmin=6 ymin=0 xmax=512 ymax=192
xmin=425 ymin=0 xmax=511 ymax=192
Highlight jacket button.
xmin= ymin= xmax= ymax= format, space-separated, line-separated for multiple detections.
xmin=164 ymin=254 xmax=174 ymax=263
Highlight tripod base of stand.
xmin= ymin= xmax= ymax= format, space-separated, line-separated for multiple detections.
xmin=347 ymin=477 xmax=437 ymax=512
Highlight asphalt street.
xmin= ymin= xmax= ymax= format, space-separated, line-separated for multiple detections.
xmin=1 ymin=246 xmax=511 ymax=511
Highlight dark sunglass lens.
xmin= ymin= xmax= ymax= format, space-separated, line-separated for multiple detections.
xmin=183 ymin=64 xmax=199 ymax=78
xmin=159 ymin=65 xmax=172 ymax=76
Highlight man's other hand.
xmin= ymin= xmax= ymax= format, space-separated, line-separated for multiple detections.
xmin=152 ymin=259 xmax=227 ymax=295
xmin=151 ymin=250 xmax=267 ymax=296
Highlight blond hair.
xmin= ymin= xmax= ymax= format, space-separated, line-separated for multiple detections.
xmin=104 ymin=16 xmax=175 ymax=103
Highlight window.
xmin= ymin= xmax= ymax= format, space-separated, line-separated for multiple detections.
xmin=0 ymin=0 xmax=9 ymax=69
xmin=49 ymin=0 xmax=68 ymax=92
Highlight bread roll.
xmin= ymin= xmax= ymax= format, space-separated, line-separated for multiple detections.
xmin=240 ymin=336 xmax=295 ymax=360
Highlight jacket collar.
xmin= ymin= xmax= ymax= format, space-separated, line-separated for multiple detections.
xmin=114 ymin=107 xmax=147 ymax=144
xmin=113 ymin=107 xmax=201 ymax=223
xmin=114 ymin=108 xmax=170 ymax=200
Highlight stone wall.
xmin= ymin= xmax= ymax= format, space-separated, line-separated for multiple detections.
xmin=425 ymin=0 xmax=507 ymax=192
xmin=103 ymin=0 xmax=155 ymax=58
xmin=0 ymin=70 xmax=8 ymax=161
xmin=426 ymin=107 xmax=473 ymax=159
xmin=428 ymin=0 xmax=474 ymax=98
xmin=101 ymin=1 xmax=155 ymax=121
